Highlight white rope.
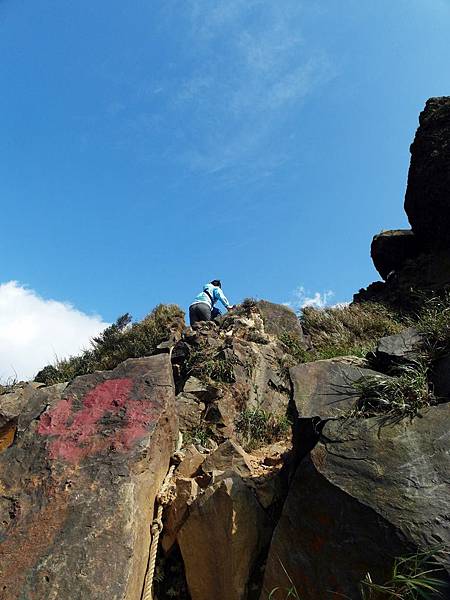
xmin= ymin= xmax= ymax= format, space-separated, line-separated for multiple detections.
xmin=141 ymin=434 xmax=183 ymax=600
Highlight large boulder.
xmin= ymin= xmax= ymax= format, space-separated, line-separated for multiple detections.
xmin=256 ymin=300 xmax=305 ymax=341
xmin=178 ymin=474 xmax=270 ymax=600
xmin=371 ymin=229 xmax=421 ymax=280
xmin=290 ymin=359 xmax=380 ymax=419
xmin=0 ymin=355 xmax=177 ymax=600
xmin=261 ymin=404 xmax=450 ymax=599
xmin=404 ymin=96 xmax=450 ymax=249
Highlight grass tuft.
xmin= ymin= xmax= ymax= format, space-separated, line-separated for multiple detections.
xmin=351 ymin=360 xmax=435 ymax=421
xmin=235 ymin=407 xmax=291 ymax=450
xmin=361 ymin=546 xmax=449 ymax=600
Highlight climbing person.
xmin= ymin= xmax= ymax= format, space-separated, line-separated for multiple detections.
xmin=189 ymin=280 xmax=235 ymax=326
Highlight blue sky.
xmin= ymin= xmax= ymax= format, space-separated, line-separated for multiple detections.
xmin=1 ymin=0 xmax=449 ymax=377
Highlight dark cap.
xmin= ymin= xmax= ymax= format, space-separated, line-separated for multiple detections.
xmin=210 ymin=279 xmax=222 ymax=288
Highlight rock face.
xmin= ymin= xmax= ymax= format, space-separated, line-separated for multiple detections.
xmin=0 ymin=355 xmax=177 ymax=600
xmin=356 ymin=97 xmax=450 ymax=304
xmin=375 ymin=327 xmax=423 ymax=368
xmin=178 ymin=474 xmax=270 ymax=600
xmin=262 ymin=404 xmax=450 ymax=600
xmin=290 ymin=359 xmax=378 ymax=419
xmin=405 ymin=97 xmax=450 ymax=249
xmin=371 ymin=229 xmax=421 ymax=280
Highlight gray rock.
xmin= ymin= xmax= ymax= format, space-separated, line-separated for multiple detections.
xmin=290 ymin=359 xmax=381 ymax=419
xmin=261 ymin=404 xmax=450 ymax=599
xmin=202 ymin=439 xmax=252 ymax=478
xmin=376 ymin=327 xmax=423 ymax=367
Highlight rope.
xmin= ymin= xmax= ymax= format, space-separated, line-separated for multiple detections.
xmin=141 ymin=434 xmax=183 ymax=600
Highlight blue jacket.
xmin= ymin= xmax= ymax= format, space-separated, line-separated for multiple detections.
xmin=191 ymin=283 xmax=231 ymax=310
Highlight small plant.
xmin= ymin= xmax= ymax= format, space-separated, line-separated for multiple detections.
xmin=184 ymin=424 xmax=212 ymax=447
xmin=351 ymin=360 xmax=435 ymax=421
xmin=0 ymin=376 xmax=18 ymax=395
xmin=235 ymin=407 xmax=291 ymax=450
xmin=360 ymin=546 xmax=449 ymax=599
xmin=187 ymin=346 xmax=235 ymax=384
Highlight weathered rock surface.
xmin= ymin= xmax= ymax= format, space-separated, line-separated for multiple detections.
xmin=371 ymin=229 xmax=421 ymax=280
xmin=376 ymin=327 xmax=423 ymax=368
xmin=290 ymin=359 xmax=379 ymax=419
xmin=178 ymin=474 xmax=270 ymax=600
xmin=0 ymin=355 xmax=177 ymax=600
xmin=262 ymin=404 xmax=450 ymax=599
xmin=256 ymin=300 xmax=308 ymax=345
xmin=405 ymin=96 xmax=450 ymax=249
xmin=202 ymin=439 xmax=252 ymax=478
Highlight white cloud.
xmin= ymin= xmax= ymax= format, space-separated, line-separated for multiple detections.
xmin=0 ymin=281 xmax=108 ymax=382
xmin=285 ymin=286 xmax=335 ymax=310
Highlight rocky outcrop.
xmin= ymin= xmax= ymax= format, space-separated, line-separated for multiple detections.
xmin=405 ymin=97 xmax=450 ymax=250
xmin=262 ymin=403 xmax=450 ymax=599
xmin=0 ymin=355 xmax=177 ymax=600
xmin=371 ymin=229 xmax=421 ymax=280
xmin=356 ymin=96 xmax=450 ymax=304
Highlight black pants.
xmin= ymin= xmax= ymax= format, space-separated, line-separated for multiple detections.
xmin=189 ymin=303 xmax=211 ymax=326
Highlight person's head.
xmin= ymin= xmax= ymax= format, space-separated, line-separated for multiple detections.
xmin=210 ymin=279 xmax=222 ymax=288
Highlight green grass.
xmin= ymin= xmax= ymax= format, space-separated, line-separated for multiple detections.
xmin=300 ymin=302 xmax=403 ymax=360
xmin=183 ymin=424 xmax=213 ymax=447
xmin=235 ymin=407 xmax=291 ymax=450
xmin=35 ymin=304 xmax=185 ymax=384
xmin=186 ymin=346 xmax=236 ymax=384
xmin=360 ymin=547 xmax=449 ymax=600
xmin=351 ymin=360 xmax=434 ymax=421
xmin=413 ymin=291 xmax=450 ymax=360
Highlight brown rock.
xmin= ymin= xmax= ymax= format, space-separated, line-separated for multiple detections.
xmin=202 ymin=440 xmax=252 ymax=478
xmin=0 ymin=355 xmax=177 ymax=600
xmin=176 ymin=444 xmax=206 ymax=478
xmin=179 ymin=474 xmax=270 ymax=600
xmin=162 ymin=477 xmax=199 ymax=553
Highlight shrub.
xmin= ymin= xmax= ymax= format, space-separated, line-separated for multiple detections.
xmin=351 ymin=360 xmax=435 ymax=421
xmin=35 ymin=304 xmax=185 ymax=384
xmin=235 ymin=407 xmax=291 ymax=450
xmin=301 ymin=302 xmax=403 ymax=359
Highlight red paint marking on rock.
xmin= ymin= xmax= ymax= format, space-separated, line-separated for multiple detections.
xmin=37 ymin=378 xmax=159 ymax=463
